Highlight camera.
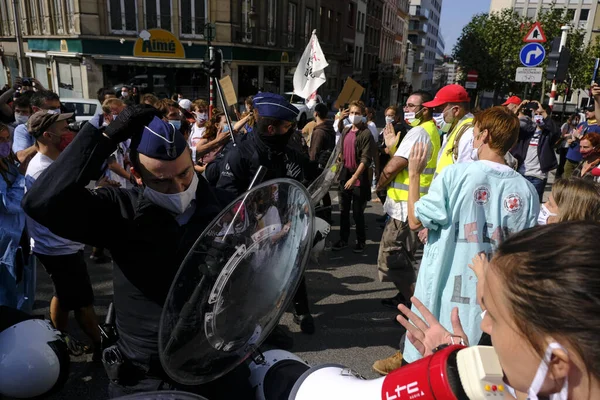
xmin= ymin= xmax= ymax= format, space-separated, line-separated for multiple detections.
xmin=21 ymin=78 xmax=32 ymax=87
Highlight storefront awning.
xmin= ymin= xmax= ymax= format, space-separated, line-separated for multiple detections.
xmin=91 ymin=54 xmax=205 ymax=69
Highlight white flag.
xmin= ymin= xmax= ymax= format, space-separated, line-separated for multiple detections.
xmin=293 ymin=30 xmax=328 ymax=99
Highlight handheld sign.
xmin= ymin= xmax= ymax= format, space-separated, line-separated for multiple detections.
xmin=219 ymin=75 xmax=238 ymax=107
xmin=334 ymin=77 xmax=364 ymax=110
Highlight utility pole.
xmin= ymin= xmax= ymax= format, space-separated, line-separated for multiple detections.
xmin=548 ymin=25 xmax=570 ymax=108
xmin=12 ymin=0 xmax=26 ymax=78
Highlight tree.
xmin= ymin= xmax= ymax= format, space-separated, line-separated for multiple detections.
xmin=452 ymin=4 xmax=598 ymax=105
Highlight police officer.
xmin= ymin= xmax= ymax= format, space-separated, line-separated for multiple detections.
xmin=22 ymin=106 xmax=252 ymax=399
xmin=216 ymin=93 xmax=324 ymax=336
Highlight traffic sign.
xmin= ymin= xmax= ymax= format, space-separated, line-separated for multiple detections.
xmin=467 ymin=70 xmax=478 ymax=82
xmin=515 ymin=67 xmax=543 ymax=83
xmin=523 ymin=22 xmax=547 ymax=43
xmin=465 ymin=81 xmax=477 ymax=89
xmin=520 ymin=43 xmax=545 ymax=67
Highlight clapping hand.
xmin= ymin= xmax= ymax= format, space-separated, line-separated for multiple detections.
xmin=468 ymin=252 xmax=488 ymax=309
xmin=396 ymin=297 xmax=468 ymax=358
xmin=383 ymin=123 xmax=399 ymax=149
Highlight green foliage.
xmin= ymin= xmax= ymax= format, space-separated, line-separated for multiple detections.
xmin=452 ymin=4 xmax=598 ymax=99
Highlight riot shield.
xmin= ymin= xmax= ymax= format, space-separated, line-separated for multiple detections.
xmin=113 ymin=392 xmax=208 ymax=400
xmin=158 ymin=179 xmax=313 ymax=386
xmin=307 ymin=138 xmax=342 ymax=205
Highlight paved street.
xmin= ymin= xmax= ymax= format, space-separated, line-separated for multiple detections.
xmin=31 ymin=194 xmax=405 ymax=400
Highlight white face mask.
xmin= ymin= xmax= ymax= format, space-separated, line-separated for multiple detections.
xmin=349 ymin=115 xmax=363 ymax=125
xmin=527 ymin=343 xmax=568 ymax=400
xmin=404 ymin=112 xmax=416 ymax=124
xmin=471 ymin=142 xmax=483 ymax=161
xmin=143 ymin=173 xmax=198 ymax=215
xmin=537 ymin=203 xmax=557 ymax=225
xmin=14 ymin=113 xmax=29 ymax=125
xmin=121 ymin=91 xmax=129 ymax=98
xmin=195 ymin=112 xmax=207 ymax=124
xmin=534 ymin=115 xmax=544 ymax=125
xmin=385 ymin=116 xmax=394 ymax=125
xmin=433 ymin=113 xmax=450 ymax=132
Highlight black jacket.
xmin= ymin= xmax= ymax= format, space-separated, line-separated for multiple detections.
xmin=511 ymin=115 xmax=559 ymax=173
xmin=309 ymin=120 xmax=335 ymax=161
xmin=22 ymin=123 xmax=223 ymax=374
xmin=215 ymin=131 xmax=320 ymax=198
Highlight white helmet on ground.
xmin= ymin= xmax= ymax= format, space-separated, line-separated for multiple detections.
xmin=0 ymin=319 xmax=70 ymax=398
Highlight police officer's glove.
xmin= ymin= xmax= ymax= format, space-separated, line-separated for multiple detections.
xmin=318 ymin=150 xmax=332 ymax=169
xmin=105 ymin=104 xmax=159 ymax=143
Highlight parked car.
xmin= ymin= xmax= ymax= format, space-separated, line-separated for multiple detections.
xmin=61 ymin=98 xmax=103 ymax=122
xmin=283 ymin=93 xmax=323 ymax=128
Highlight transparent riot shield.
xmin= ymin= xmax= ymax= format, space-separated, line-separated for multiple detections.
xmin=158 ymin=179 xmax=313 ymax=386
xmin=307 ymin=138 xmax=342 ymax=205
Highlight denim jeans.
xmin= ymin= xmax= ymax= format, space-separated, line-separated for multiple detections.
xmin=524 ymin=175 xmax=547 ymax=202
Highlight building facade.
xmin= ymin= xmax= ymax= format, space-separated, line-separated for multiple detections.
xmin=0 ymin=0 xmax=334 ymax=101
xmin=364 ymin=0 xmax=383 ymax=101
xmin=408 ymin=0 xmax=443 ymax=91
xmin=354 ymin=0 xmax=366 ymax=79
xmin=489 ymin=0 xmax=599 ymax=44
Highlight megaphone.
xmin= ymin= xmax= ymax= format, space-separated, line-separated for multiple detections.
xmin=288 ymin=345 xmax=507 ymax=400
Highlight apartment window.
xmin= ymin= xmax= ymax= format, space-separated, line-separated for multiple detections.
xmin=348 ymin=2 xmax=355 ymax=27
xmin=579 ymin=9 xmax=589 ymax=20
xmin=526 ymin=7 xmax=537 ymax=18
xmin=565 ymin=8 xmax=575 ymax=20
xmin=287 ymin=2 xmax=296 ymax=47
xmin=241 ymin=0 xmax=252 ymax=42
xmin=52 ymin=0 xmax=64 ymax=33
xmin=0 ymin=0 xmax=12 ymax=36
xmin=180 ymin=0 xmax=207 ymax=37
xmin=267 ymin=0 xmax=276 ymax=45
xmin=304 ymin=8 xmax=313 ymax=38
xmin=108 ymin=0 xmax=137 ymax=33
xmin=145 ymin=0 xmax=172 ymax=31
xmin=65 ymin=0 xmax=76 ymax=33
xmin=24 ymin=0 xmax=42 ymax=35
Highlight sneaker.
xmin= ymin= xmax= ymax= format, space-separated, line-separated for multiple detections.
xmin=372 ymin=352 xmax=404 ymax=375
xmin=264 ymin=325 xmax=294 ymax=350
xmin=353 ymin=242 xmax=365 ymax=253
xmin=381 ymin=293 xmax=409 ymax=310
xmin=62 ymin=334 xmax=86 ymax=357
xmin=331 ymin=240 xmax=348 ymax=251
xmin=293 ymin=313 xmax=315 ymax=334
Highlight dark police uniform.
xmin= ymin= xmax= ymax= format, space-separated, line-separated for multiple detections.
xmin=22 ymin=110 xmax=252 ymax=399
xmin=215 ymin=93 xmax=321 ymax=334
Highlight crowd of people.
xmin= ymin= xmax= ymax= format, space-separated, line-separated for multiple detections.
xmin=0 ymin=75 xmax=599 ymax=400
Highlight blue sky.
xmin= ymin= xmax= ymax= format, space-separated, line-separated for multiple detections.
xmin=440 ymin=0 xmax=491 ymax=55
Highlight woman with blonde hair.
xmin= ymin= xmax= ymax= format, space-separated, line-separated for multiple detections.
xmin=538 ymin=177 xmax=600 ymax=224
xmin=194 ymin=109 xmax=230 ymax=172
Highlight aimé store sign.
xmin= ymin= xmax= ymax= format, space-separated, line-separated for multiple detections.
xmin=133 ymin=29 xmax=185 ymax=59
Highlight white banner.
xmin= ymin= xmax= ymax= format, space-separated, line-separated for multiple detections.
xmin=293 ymin=30 xmax=329 ymax=99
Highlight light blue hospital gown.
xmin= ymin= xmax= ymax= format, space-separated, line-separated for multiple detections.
xmin=403 ymin=161 xmax=539 ymax=363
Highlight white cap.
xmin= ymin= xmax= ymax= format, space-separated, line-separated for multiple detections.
xmin=178 ymin=99 xmax=192 ymax=111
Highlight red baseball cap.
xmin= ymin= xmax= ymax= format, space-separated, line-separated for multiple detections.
xmin=502 ymin=96 xmax=522 ymax=106
xmin=423 ymin=84 xmax=471 ymax=108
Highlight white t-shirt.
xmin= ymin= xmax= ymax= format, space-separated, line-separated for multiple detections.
xmin=383 ymin=126 xmax=432 ymax=222
xmin=188 ymin=124 xmax=206 ymax=162
xmin=107 ymin=139 xmax=130 ymax=188
xmin=25 ymin=153 xmax=85 ymax=256
xmin=367 ymin=121 xmax=379 ymax=144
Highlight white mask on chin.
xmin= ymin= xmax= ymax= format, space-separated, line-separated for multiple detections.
xmin=143 ymin=173 xmax=198 ymax=215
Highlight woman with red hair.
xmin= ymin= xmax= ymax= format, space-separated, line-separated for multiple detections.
xmin=572 ymin=132 xmax=600 ymax=182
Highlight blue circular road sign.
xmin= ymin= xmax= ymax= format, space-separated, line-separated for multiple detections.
xmin=520 ymin=43 xmax=545 ymax=67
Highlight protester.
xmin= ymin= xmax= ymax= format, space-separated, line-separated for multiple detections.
xmin=195 ymin=109 xmax=230 ymax=173
xmin=430 ymin=84 xmax=474 ymax=174
xmin=24 ymin=110 xmax=102 ymax=358
xmin=309 ymin=102 xmax=336 ymax=224
xmin=403 ymin=106 xmax=539 ymax=365
xmin=571 ymin=132 xmax=600 ymax=182
xmin=0 ymin=122 xmax=32 ymax=312
xmin=556 ymin=114 xmax=580 ymax=179
xmin=332 ymin=100 xmax=376 ymax=253
xmin=398 ymin=221 xmax=600 ymax=400
xmin=564 ymin=105 xmax=599 ymax=178
xmin=375 ymin=91 xmax=439 ymax=312
xmin=233 ymin=96 xmax=256 ymax=135
xmin=141 ymin=93 xmax=160 ymax=107
xmin=538 ymin=177 xmax=600 ymax=225
xmin=188 ymin=100 xmax=209 ymax=162
xmin=97 ymin=88 xmax=117 ymax=103
xmin=501 ymin=95 xmax=521 ymax=114
xmin=511 ymin=101 xmax=559 ymax=201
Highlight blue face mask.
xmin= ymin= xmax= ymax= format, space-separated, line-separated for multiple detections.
xmin=169 ymin=120 xmax=182 ymax=130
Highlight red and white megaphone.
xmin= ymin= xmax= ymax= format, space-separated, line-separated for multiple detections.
xmin=285 ymin=345 xmax=507 ymax=400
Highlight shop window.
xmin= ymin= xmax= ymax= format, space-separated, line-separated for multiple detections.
xmin=108 ymin=0 xmax=137 ymax=34
xmin=267 ymin=0 xmax=276 ymax=46
xmin=57 ymin=61 xmax=83 ymax=98
xmin=287 ymin=2 xmax=296 ymax=48
xmin=145 ymin=0 xmax=171 ymax=31
xmin=180 ymin=0 xmax=206 ymax=37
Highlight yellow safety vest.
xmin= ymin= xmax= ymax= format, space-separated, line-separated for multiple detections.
xmin=435 ymin=116 xmax=474 ymax=176
xmin=387 ymin=120 xmax=441 ymax=202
